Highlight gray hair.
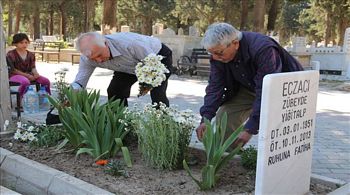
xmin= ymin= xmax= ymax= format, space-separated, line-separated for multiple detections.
xmin=75 ymin=32 xmax=106 ymax=56
xmin=201 ymin=23 xmax=242 ymax=49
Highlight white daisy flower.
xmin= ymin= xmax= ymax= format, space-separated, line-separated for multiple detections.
xmin=27 ymin=126 xmax=35 ymax=132
xmin=14 ymin=132 xmax=21 ymax=140
xmin=27 ymin=132 xmax=36 ymax=141
xmin=4 ymin=120 xmax=10 ymax=126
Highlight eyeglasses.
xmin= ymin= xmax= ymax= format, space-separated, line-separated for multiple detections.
xmin=208 ymin=43 xmax=232 ymax=57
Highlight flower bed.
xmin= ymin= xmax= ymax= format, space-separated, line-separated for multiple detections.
xmin=0 ymin=134 xmax=337 ymax=195
xmin=1 ymin=78 xmax=344 ymax=194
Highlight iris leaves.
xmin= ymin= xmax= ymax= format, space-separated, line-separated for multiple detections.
xmin=48 ymin=88 xmax=131 ymax=167
xmin=183 ymin=113 xmax=244 ymax=190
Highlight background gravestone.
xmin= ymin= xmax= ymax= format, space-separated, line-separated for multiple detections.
xmin=178 ymin=28 xmax=184 ymax=36
xmin=189 ymin=26 xmax=199 ymax=37
xmin=292 ymin=37 xmax=307 ymax=53
xmin=120 ymin=25 xmax=130 ymax=32
xmin=152 ymin=23 xmax=164 ymax=35
xmin=343 ymin=27 xmax=350 ymax=53
xmin=255 ymin=71 xmax=319 ymax=195
xmin=161 ymin=28 xmax=176 ymax=36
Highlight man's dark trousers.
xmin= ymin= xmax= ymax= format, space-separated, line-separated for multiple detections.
xmin=107 ymin=44 xmax=173 ymax=107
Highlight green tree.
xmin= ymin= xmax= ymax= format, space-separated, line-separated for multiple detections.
xmin=6 ymin=0 xmax=13 ymax=37
xmin=267 ymin=0 xmax=282 ymax=34
xmin=299 ymin=0 xmax=349 ymax=46
xmin=240 ymin=0 xmax=249 ymax=30
xmin=253 ymin=0 xmax=266 ymax=32
xmin=32 ymin=1 xmax=40 ymax=39
xmin=102 ymin=0 xmax=117 ymax=34
xmin=14 ymin=0 xmax=22 ymax=33
xmin=278 ymin=1 xmax=309 ymax=44
xmin=118 ymin=0 xmax=175 ymax=35
xmin=83 ymin=0 xmax=96 ymax=32
xmin=173 ymin=0 xmax=240 ymax=34
xmin=315 ymin=0 xmax=349 ymax=45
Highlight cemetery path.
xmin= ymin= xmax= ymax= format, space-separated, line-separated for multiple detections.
xmin=19 ymin=62 xmax=350 ymax=183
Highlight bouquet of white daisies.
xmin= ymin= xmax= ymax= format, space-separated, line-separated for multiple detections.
xmin=135 ymin=54 xmax=170 ymax=97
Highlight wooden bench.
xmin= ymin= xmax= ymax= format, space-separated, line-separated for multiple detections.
xmin=70 ymin=53 xmax=81 ymax=65
xmin=32 ymin=51 xmax=60 ymax=63
xmin=32 ymin=41 xmax=62 ymax=63
xmin=190 ymin=48 xmax=210 ymax=63
xmin=175 ymin=48 xmax=211 ymax=76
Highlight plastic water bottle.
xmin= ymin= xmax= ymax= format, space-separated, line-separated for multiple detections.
xmin=38 ymin=86 xmax=50 ymax=111
xmin=23 ymin=86 xmax=39 ymax=114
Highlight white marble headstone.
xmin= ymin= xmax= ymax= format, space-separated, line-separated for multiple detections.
xmin=152 ymin=23 xmax=164 ymax=35
xmin=292 ymin=37 xmax=307 ymax=53
xmin=255 ymin=71 xmax=319 ymax=195
xmin=120 ymin=25 xmax=130 ymax=32
xmin=178 ymin=28 xmax=184 ymax=35
xmin=343 ymin=27 xmax=350 ymax=53
xmin=162 ymin=28 xmax=176 ymax=36
xmin=189 ymin=26 xmax=199 ymax=37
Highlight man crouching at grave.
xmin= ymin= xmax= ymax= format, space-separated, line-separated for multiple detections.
xmin=196 ymin=23 xmax=303 ymax=148
xmin=70 ymin=31 xmax=173 ymax=107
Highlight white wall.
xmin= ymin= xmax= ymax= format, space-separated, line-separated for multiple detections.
xmin=154 ymin=35 xmax=202 ymax=65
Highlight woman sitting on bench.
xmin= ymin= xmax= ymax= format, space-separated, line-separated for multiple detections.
xmin=6 ymin=33 xmax=51 ymax=98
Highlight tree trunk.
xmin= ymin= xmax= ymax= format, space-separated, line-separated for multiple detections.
xmin=33 ymin=5 xmax=40 ymax=40
xmin=59 ymin=1 xmax=67 ymax=41
xmin=223 ymin=0 xmax=232 ymax=23
xmin=102 ymin=0 xmax=117 ymax=34
xmin=14 ymin=2 xmax=21 ymax=33
xmin=337 ymin=16 xmax=348 ymax=46
xmin=7 ymin=0 xmax=13 ymax=38
xmin=49 ymin=5 xmax=54 ymax=35
xmin=0 ymin=4 xmax=12 ymax=131
xmin=240 ymin=0 xmax=249 ymax=30
xmin=140 ymin=16 xmax=152 ymax=35
xmin=324 ymin=12 xmax=332 ymax=46
xmin=253 ymin=0 xmax=265 ymax=33
xmin=84 ymin=0 xmax=96 ymax=32
xmin=84 ymin=0 xmax=89 ymax=32
xmin=267 ymin=0 xmax=280 ymax=34
xmin=45 ymin=19 xmax=49 ymax=35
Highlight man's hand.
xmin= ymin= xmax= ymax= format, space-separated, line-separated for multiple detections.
xmin=196 ymin=123 xmax=206 ymax=141
xmin=232 ymin=130 xmax=252 ymax=148
xmin=70 ymin=82 xmax=83 ymax=92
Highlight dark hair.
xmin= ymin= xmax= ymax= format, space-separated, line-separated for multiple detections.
xmin=12 ymin=33 xmax=30 ymax=44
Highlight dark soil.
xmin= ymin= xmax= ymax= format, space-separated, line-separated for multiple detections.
xmin=0 ymin=135 xmax=336 ymax=195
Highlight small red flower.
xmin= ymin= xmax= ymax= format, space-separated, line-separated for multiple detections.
xmin=95 ymin=159 xmax=108 ymax=166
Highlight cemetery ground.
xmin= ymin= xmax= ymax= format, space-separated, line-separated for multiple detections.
xmin=1 ymin=61 xmax=349 ymax=194
xmin=0 ymin=136 xmax=337 ymax=194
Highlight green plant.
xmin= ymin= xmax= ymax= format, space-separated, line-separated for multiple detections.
xmin=48 ymin=88 xmax=132 ymax=166
xmin=183 ymin=113 xmax=244 ymax=190
xmin=7 ymin=36 xmax=13 ymax=46
xmin=46 ymin=41 xmax=68 ymax=49
xmin=105 ymin=160 xmax=129 ymax=178
xmin=30 ymin=125 xmax=65 ymax=147
xmin=131 ymin=103 xmax=195 ymax=170
xmin=53 ymin=70 xmax=69 ymax=104
xmin=240 ymin=145 xmax=257 ymax=170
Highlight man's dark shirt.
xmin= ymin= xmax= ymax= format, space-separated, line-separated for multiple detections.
xmin=200 ymin=32 xmax=303 ymax=135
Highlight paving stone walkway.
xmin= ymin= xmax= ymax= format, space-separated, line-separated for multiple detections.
xmin=15 ymin=62 xmax=350 ymax=183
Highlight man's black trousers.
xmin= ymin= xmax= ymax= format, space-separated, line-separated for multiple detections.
xmin=107 ymin=44 xmax=173 ymax=107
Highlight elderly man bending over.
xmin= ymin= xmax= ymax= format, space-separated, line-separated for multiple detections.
xmin=71 ymin=32 xmax=173 ymax=106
